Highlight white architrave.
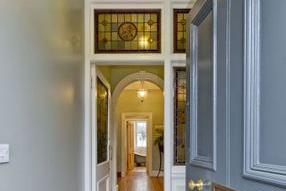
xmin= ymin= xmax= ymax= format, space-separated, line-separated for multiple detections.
xmin=84 ymin=1 xmax=197 ymax=191
xmin=121 ymin=113 xmax=153 ymax=177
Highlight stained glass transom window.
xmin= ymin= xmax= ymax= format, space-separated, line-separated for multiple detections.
xmin=174 ymin=67 xmax=186 ymax=165
xmin=174 ymin=9 xmax=190 ymax=53
xmin=94 ymin=10 xmax=161 ymax=53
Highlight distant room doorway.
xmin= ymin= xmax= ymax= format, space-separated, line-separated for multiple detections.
xmin=127 ymin=120 xmax=148 ymax=172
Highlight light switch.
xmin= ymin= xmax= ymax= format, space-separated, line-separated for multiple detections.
xmin=0 ymin=144 xmax=9 ymax=164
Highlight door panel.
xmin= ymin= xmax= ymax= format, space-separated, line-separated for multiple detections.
xmin=197 ymin=12 xmax=214 ymax=160
xmin=259 ymin=0 xmax=286 ymax=167
xmin=91 ymin=65 xmax=112 ymax=191
xmin=241 ymin=0 xmax=286 ymax=189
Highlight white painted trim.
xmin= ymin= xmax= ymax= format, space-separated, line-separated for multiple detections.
xmin=164 ymin=60 xmax=173 ymax=191
xmin=96 ymin=175 xmax=110 ymax=191
xmin=84 ymin=0 xmax=92 ymax=189
xmin=172 ymin=166 xmax=186 ymax=176
xmin=150 ymin=171 xmax=164 ymax=177
xmin=91 ymin=65 xmax=97 ymax=191
xmin=121 ymin=113 xmax=153 ymax=177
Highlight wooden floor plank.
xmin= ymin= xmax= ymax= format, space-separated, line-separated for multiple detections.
xmin=118 ymin=171 xmax=163 ymax=191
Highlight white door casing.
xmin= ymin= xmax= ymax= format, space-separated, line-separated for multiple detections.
xmin=91 ymin=65 xmax=112 ymax=191
xmin=121 ymin=113 xmax=153 ymax=177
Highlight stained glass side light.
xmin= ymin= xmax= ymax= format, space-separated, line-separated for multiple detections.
xmin=174 ymin=68 xmax=187 ymax=165
xmin=174 ymin=9 xmax=191 ymax=53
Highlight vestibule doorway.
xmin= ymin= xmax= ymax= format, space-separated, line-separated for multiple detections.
xmin=91 ymin=66 xmax=165 ymax=191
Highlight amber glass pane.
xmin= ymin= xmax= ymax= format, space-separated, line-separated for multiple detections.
xmin=94 ymin=10 xmax=161 ymax=53
xmin=174 ymin=9 xmax=190 ymax=53
xmin=174 ymin=68 xmax=186 ymax=165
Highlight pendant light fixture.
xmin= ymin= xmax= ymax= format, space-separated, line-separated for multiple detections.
xmin=137 ymin=72 xmax=148 ymax=103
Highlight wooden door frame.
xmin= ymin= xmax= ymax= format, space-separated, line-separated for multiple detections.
xmin=121 ymin=112 xmax=153 ymax=177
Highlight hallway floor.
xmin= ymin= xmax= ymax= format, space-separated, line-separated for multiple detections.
xmin=118 ymin=169 xmax=163 ymax=191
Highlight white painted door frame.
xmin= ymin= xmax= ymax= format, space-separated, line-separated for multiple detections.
xmin=91 ymin=65 xmax=112 ymax=191
xmin=84 ymin=0 xmax=197 ymax=190
xmin=121 ymin=112 xmax=153 ymax=177
xmin=85 ymin=64 xmax=171 ymax=191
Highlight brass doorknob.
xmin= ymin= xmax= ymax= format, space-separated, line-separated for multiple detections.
xmin=188 ymin=179 xmax=211 ymax=191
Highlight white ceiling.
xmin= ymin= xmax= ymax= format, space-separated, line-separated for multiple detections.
xmin=124 ymin=81 xmax=161 ymax=90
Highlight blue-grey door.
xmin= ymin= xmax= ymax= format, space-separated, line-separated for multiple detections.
xmin=186 ymin=0 xmax=286 ymax=191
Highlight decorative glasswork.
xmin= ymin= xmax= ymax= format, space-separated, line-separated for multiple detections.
xmin=174 ymin=68 xmax=186 ymax=165
xmin=94 ymin=9 xmax=161 ymax=53
xmin=173 ymin=9 xmax=190 ymax=53
xmin=97 ymin=77 xmax=109 ymax=164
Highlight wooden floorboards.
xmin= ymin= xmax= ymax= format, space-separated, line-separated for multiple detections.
xmin=118 ymin=170 xmax=163 ymax=191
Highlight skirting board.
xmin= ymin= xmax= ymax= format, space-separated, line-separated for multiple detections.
xmin=114 ymin=185 xmax=118 ymax=191
xmin=150 ymin=171 xmax=164 ymax=177
xmin=121 ymin=172 xmax=126 ymax=177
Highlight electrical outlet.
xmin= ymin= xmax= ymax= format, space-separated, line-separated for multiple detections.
xmin=0 ymin=144 xmax=9 ymax=164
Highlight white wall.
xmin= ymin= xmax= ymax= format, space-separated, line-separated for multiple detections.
xmin=0 ymin=0 xmax=84 ymax=191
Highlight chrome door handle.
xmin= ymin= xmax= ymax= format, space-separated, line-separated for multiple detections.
xmin=188 ymin=179 xmax=211 ymax=191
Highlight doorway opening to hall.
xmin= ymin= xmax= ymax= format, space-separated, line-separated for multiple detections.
xmin=96 ymin=65 xmax=165 ymax=191
xmin=117 ymin=80 xmax=164 ymax=191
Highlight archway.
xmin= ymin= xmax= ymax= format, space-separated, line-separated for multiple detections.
xmin=110 ymin=71 xmax=164 ymax=190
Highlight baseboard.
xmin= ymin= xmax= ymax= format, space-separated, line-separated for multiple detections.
xmin=150 ymin=170 xmax=164 ymax=177
xmin=113 ymin=184 xmax=119 ymax=191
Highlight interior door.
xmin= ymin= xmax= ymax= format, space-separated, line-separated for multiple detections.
xmin=127 ymin=121 xmax=135 ymax=171
xmin=186 ymin=0 xmax=230 ymax=190
xmin=91 ymin=65 xmax=112 ymax=191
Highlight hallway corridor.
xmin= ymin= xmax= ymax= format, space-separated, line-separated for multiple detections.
xmin=118 ymin=170 xmax=163 ymax=191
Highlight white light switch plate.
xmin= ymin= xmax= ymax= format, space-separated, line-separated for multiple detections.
xmin=0 ymin=144 xmax=9 ymax=164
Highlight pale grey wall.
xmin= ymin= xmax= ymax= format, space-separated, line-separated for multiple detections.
xmin=0 ymin=0 xmax=84 ymax=191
